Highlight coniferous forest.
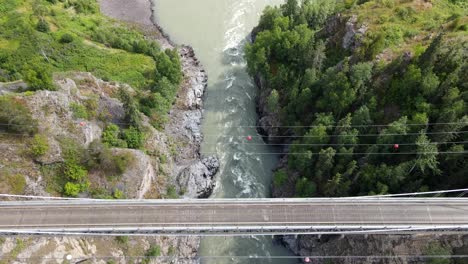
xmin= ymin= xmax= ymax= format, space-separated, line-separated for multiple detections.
xmin=246 ymin=0 xmax=467 ymax=197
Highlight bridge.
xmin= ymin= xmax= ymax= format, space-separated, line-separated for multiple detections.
xmin=1 ymin=198 xmax=467 ymax=236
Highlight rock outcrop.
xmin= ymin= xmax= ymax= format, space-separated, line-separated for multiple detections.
xmin=0 ymin=80 xmax=28 ymax=95
xmin=176 ymin=156 xmax=220 ymax=198
xmin=342 ymin=15 xmax=368 ymax=50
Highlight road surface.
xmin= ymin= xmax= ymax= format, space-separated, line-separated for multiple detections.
xmin=1 ymin=198 xmax=467 ymax=235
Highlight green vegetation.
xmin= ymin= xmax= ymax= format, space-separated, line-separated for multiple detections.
xmin=115 ymin=236 xmax=129 ymax=244
xmin=166 ymin=185 xmax=178 ymax=199
xmin=247 ymin=0 xmax=467 ymax=197
xmin=48 ymin=138 xmax=135 ymax=197
xmin=167 ymin=245 xmax=176 ymax=255
xmin=142 ymin=244 xmax=161 ymax=264
xmin=122 ymin=126 xmax=144 ymax=149
xmin=29 ymin=134 xmax=49 ymax=157
xmin=102 ymin=122 xmax=144 ymax=150
xmin=86 ymin=140 xmax=135 ymax=177
xmin=0 ymin=96 xmax=37 ymax=135
xmin=0 ymin=0 xmax=183 ymax=128
xmin=273 ymin=169 xmax=288 ymax=187
xmin=102 ymin=124 xmax=127 ymax=148
xmin=424 ymin=242 xmax=453 ymax=264
xmin=6 ymin=173 xmax=26 ymax=194
xmin=70 ymin=102 xmax=88 ymax=119
xmin=0 ymin=238 xmax=25 ymax=264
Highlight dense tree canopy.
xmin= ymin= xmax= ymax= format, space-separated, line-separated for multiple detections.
xmin=246 ymin=0 xmax=467 ymax=197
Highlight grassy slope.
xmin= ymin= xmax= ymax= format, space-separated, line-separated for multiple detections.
xmin=0 ymin=0 xmax=156 ymax=89
xmin=352 ymin=0 xmax=467 ymax=60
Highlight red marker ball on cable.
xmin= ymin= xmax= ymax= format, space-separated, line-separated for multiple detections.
xmin=393 ymin=144 xmax=399 ymax=150
xmin=304 ymin=257 xmax=311 ymax=263
xmin=247 ymin=135 xmax=252 ymax=141
xmin=79 ymin=122 xmax=86 ymax=127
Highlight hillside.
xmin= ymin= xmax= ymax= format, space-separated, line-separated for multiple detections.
xmin=0 ymin=0 xmax=183 ymax=129
xmin=0 ymin=0 xmax=216 ymax=262
xmin=247 ymin=0 xmax=467 ymax=262
xmin=246 ymin=0 xmax=467 ymax=198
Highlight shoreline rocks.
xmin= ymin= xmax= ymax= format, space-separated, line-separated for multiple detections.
xmin=98 ymin=0 xmax=219 ymax=198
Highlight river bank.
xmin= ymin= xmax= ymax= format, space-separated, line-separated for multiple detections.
xmin=99 ymin=0 xmax=218 ymax=198
xmin=99 ymin=0 xmax=220 ymax=261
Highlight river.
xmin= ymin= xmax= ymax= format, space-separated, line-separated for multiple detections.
xmin=153 ymin=0 xmax=298 ymax=263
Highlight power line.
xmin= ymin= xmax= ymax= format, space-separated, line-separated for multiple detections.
xmin=0 ymin=121 xmax=466 ymax=129
xmin=1 ymin=129 xmax=466 ymax=139
xmin=200 ymin=151 xmax=468 ymax=155
xmin=200 ymin=121 xmax=468 ymax=129
xmin=202 ymin=141 xmax=468 ymax=146
xmin=201 ymin=130 xmax=468 ymax=138
xmin=3 ymin=140 xmax=467 ymax=148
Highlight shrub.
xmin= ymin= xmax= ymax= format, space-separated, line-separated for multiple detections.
xmin=87 ymin=140 xmax=134 ymax=176
xmin=159 ymin=154 xmax=167 ymax=164
xmin=0 ymin=96 xmax=38 ymax=135
xmin=64 ymin=162 xmax=87 ymax=181
xmin=115 ymin=236 xmax=128 ymax=244
xmin=111 ymin=153 xmax=134 ymax=174
xmin=64 ymin=182 xmax=80 ymax=197
xmin=22 ymin=65 xmax=54 ymax=91
xmin=166 ymin=185 xmax=178 ymax=199
xmin=146 ymin=245 xmax=161 ymax=256
xmin=122 ymin=126 xmax=143 ymax=149
xmin=267 ymin=89 xmax=280 ymax=113
xmin=102 ymin=124 xmax=127 ymax=148
xmin=295 ymin=177 xmax=317 ymax=197
xmin=70 ymin=102 xmax=88 ymax=119
xmin=88 ymin=187 xmax=113 ymax=199
xmin=142 ymin=245 xmax=161 ymax=264
xmin=60 ymin=137 xmax=86 ymax=163
xmin=273 ymin=169 xmax=288 ymax=187
xmin=36 ymin=19 xmax=50 ymax=33
xmin=59 ymin=33 xmax=74 ymax=43
xmin=30 ymin=134 xmax=49 ymax=157
xmin=84 ymin=98 xmax=98 ymax=119
xmin=424 ymin=242 xmax=452 ymax=264
xmin=7 ymin=174 xmax=26 ymax=194
xmin=65 ymin=0 xmax=99 ymax=14
xmin=113 ymin=188 xmax=125 ymax=199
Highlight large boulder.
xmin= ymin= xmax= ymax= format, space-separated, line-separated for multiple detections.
xmin=176 ymin=156 xmax=219 ymax=198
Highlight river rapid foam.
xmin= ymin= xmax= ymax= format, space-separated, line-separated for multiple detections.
xmin=154 ymin=0 xmax=297 ymax=263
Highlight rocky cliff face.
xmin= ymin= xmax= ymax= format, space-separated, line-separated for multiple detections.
xmin=0 ymin=1 xmax=220 ymax=262
xmin=0 ymin=71 xmax=202 ymax=263
xmin=100 ymin=0 xmax=219 ymax=200
xmin=164 ymin=45 xmax=219 ymax=199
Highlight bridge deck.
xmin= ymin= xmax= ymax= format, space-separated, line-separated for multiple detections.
xmin=1 ymin=198 xmax=467 ymax=235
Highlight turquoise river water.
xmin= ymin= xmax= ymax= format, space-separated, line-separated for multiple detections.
xmin=154 ymin=1 xmax=299 ymax=263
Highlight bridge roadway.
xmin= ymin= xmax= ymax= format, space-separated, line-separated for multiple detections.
xmin=1 ymin=198 xmax=468 ymax=236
